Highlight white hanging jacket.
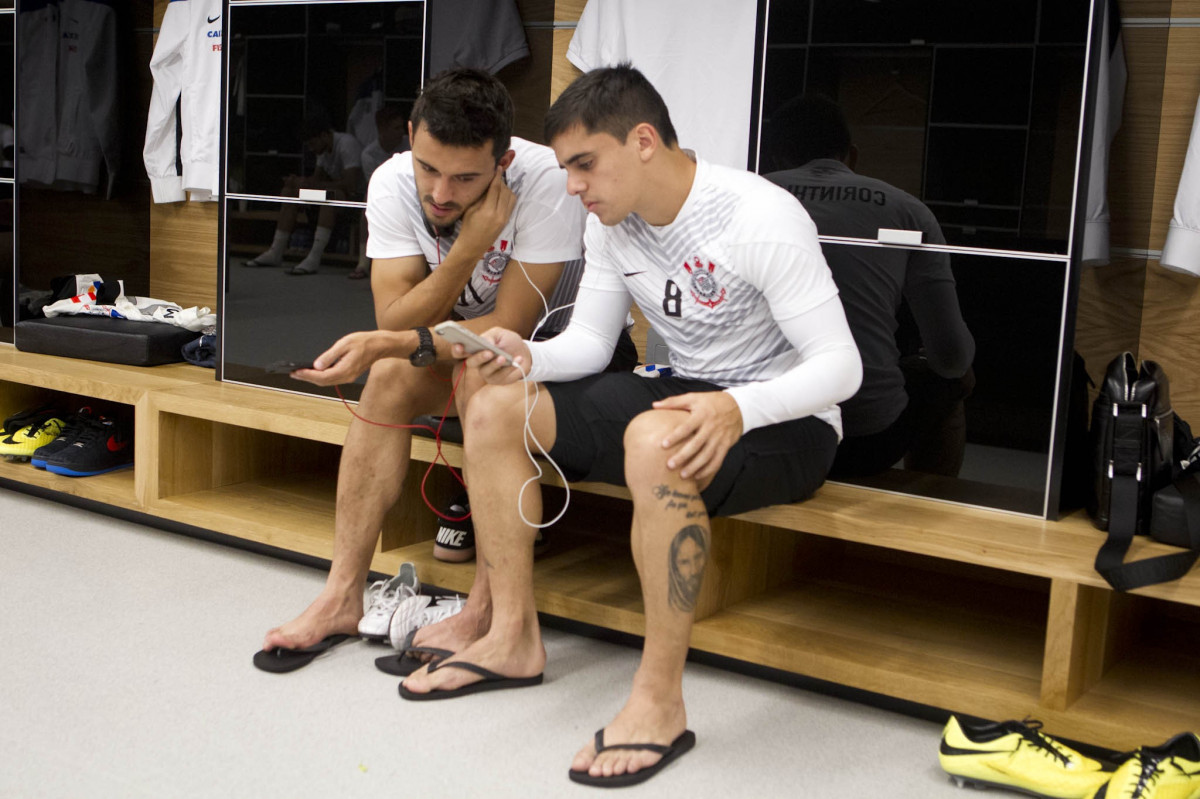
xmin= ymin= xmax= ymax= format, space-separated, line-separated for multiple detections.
xmin=143 ymin=0 xmax=222 ymax=203
xmin=1161 ymin=94 xmax=1200 ymax=276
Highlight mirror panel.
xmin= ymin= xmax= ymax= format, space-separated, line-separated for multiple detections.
xmin=227 ymin=0 xmax=424 ymax=199
xmin=755 ymin=0 xmax=1091 ymax=255
xmin=221 ymin=1 xmax=425 ymax=398
xmin=14 ymin=0 xmax=152 ymax=334
xmin=823 ymin=244 xmax=1067 ymax=516
xmin=1 ymin=8 xmax=11 ymax=343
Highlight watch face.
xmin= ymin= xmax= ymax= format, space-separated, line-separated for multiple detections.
xmin=410 ymin=348 xmax=436 ymax=367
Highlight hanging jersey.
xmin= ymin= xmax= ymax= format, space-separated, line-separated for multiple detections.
xmin=365 ymin=137 xmax=585 ymax=332
xmin=567 ymin=0 xmax=756 ymax=170
xmin=579 ymin=156 xmax=842 ymax=430
xmin=18 ymin=0 xmax=120 ymax=196
xmin=1081 ymin=0 xmax=1126 ymax=265
xmin=429 ymin=0 xmax=529 ymax=75
xmin=144 ymin=0 xmax=223 ymax=203
xmin=1161 ymin=92 xmax=1200 ymax=276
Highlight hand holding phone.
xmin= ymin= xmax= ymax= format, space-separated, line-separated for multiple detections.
xmin=264 ymin=359 xmax=316 ymax=374
xmin=433 ymin=321 xmax=514 ymax=362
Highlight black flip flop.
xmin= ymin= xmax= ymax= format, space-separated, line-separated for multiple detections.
xmin=375 ymin=628 xmax=454 ymax=676
xmin=568 ymin=729 xmax=697 ymax=788
xmin=397 ymin=660 xmax=543 ymax=700
xmin=252 ymin=634 xmax=354 ymax=673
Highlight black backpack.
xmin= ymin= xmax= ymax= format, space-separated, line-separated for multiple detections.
xmin=1089 ymin=353 xmax=1200 ymax=590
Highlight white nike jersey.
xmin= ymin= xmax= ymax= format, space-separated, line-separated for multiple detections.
xmin=1162 ymin=93 xmax=1200 ymax=276
xmin=144 ymin=0 xmax=223 ymax=203
xmin=582 ymin=157 xmax=839 ymax=389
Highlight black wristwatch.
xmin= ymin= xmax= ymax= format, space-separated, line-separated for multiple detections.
xmin=408 ymin=326 xmax=437 ymax=367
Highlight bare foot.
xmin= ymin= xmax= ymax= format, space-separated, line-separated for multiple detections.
xmin=263 ymin=590 xmax=362 ymax=651
xmin=401 ymin=626 xmax=545 ymax=695
xmin=570 ymin=690 xmax=688 ymax=780
xmin=406 ymin=596 xmax=491 ymax=661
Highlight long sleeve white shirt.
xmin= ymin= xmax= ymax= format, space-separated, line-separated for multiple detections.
xmin=144 ymin=0 xmax=223 ymax=203
xmin=1161 ymin=94 xmax=1200 ymax=276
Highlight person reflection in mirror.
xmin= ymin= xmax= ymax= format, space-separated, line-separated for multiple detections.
xmin=244 ymin=108 xmax=364 ymax=275
xmin=764 ymin=95 xmax=975 ymax=479
xmin=262 ymin=68 xmax=619 ymax=662
xmin=349 ymin=104 xmax=411 ymax=280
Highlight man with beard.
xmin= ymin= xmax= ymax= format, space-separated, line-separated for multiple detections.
xmin=258 ymin=68 xmax=611 ymax=666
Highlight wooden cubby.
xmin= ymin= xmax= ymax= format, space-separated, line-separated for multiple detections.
xmin=4 ymin=347 xmax=1200 ymax=752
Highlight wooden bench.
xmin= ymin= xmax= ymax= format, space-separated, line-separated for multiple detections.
xmin=2 ymin=349 xmax=1198 ymax=752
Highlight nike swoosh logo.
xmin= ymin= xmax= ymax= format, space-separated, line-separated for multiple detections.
xmin=939 ymin=741 xmax=1012 ymax=757
xmin=622 ymin=271 xmax=646 ymax=277
xmin=107 ymin=437 xmax=129 ymax=453
xmin=208 ymin=15 xmax=220 ymax=23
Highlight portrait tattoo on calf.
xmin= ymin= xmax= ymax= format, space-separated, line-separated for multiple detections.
xmin=667 ymin=524 xmax=710 ymax=613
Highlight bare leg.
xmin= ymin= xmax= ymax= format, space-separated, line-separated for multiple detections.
xmin=402 ymin=380 xmax=555 ymax=693
xmin=263 ymin=358 xmax=451 ymax=651
xmin=409 ymin=364 xmax=497 ymax=656
xmin=571 ymin=409 xmax=709 ymax=779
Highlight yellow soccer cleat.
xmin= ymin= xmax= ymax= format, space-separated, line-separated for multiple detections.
xmin=940 ymin=715 xmax=1114 ymax=798
xmin=0 ymin=416 xmax=66 ymax=461
xmin=1094 ymin=732 xmax=1200 ymax=799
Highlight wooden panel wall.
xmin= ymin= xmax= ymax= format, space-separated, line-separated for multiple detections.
xmin=148 ymin=0 xmax=220 ymax=312
xmin=1138 ymin=6 xmax=1200 ymax=422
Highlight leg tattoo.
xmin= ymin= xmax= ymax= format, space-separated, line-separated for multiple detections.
xmin=667 ymin=524 xmax=709 ymax=613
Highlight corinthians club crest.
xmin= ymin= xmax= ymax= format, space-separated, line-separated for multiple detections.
xmin=683 ymin=257 xmax=726 ymax=308
xmin=480 ymin=240 xmax=512 ymax=285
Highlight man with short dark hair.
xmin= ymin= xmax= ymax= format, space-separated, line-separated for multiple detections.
xmin=400 ymin=65 xmax=862 ymax=788
xmin=259 ymin=68 xmax=592 ymax=663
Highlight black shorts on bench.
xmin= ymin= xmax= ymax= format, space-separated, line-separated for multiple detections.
xmin=544 ymin=372 xmax=838 ymax=518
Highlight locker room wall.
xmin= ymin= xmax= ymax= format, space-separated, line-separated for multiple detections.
xmin=1075 ymin=0 xmax=1200 ymax=423
xmin=141 ymin=0 xmax=1200 ymax=422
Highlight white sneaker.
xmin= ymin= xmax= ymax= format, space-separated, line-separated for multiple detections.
xmin=387 ymin=593 xmax=435 ymax=649
xmin=358 ymin=562 xmax=420 ymax=640
xmin=418 ymin=594 xmax=466 ymax=628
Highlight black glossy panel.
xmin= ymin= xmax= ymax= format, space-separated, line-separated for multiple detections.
xmin=222 ymin=198 xmax=372 ymax=401
xmin=15 ymin=0 xmax=152 ymax=332
xmin=811 ymin=0 xmax=1039 ymax=45
xmin=228 ymin=1 xmax=424 ymax=199
xmin=831 ymin=245 xmax=1067 ymax=516
xmin=929 ymin=48 xmax=1033 ymax=126
xmin=755 ymin=0 xmax=1091 ymax=256
xmin=1 ymin=181 xmax=12 ymax=343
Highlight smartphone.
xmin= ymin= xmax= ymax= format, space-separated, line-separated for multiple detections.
xmin=432 ymin=321 xmax=514 ymax=361
xmin=264 ymin=359 xmax=316 ymax=374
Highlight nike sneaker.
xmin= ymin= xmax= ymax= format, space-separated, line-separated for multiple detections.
xmin=432 ymin=494 xmax=549 ymax=562
xmin=31 ymin=406 xmax=96 ymax=469
xmin=939 ymin=715 xmax=1113 ymax=798
xmin=0 ymin=415 xmax=66 ymax=461
xmin=433 ymin=494 xmax=476 ymax=562
xmin=1094 ymin=732 xmax=1200 ymax=798
xmin=43 ymin=415 xmax=134 ymax=477
xmin=2 ymin=402 xmax=59 ymax=436
xmin=358 ymin=562 xmax=421 ymax=641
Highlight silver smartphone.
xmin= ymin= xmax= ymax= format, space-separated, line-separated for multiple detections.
xmin=432 ymin=320 xmax=514 ymax=361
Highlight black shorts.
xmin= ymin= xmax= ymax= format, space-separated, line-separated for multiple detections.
xmin=545 ymin=372 xmax=838 ymax=517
